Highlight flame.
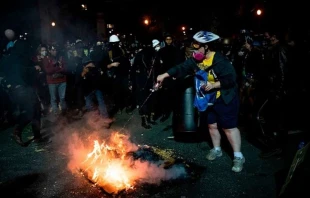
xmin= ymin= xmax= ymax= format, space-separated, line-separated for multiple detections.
xmin=80 ymin=132 xmax=138 ymax=194
xmin=67 ymin=131 xmax=187 ymax=194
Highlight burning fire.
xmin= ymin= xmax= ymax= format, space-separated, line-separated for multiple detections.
xmin=82 ymin=133 xmax=137 ymax=193
xmin=68 ymin=131 xmax=187 ymax=195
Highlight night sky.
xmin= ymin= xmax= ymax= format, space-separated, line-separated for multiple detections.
xmin=0 ymin=0 xmax=309 ymax=44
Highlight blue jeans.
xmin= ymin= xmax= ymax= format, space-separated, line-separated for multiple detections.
xmin=48 ymin=82 xmax=67 ymax=113
xmin=85 ymin=89 xmax=108 ymax=118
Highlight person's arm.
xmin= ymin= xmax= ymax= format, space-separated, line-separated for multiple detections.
xmin=156 ymin=72 xmax=170 ymax=84
xmin=43 ymin=58 xmax=62 ymax=74
xmin=167 ymin=58 xmax=197 ymax=78
xmin=157 ymin=58 xmax=197 ymax=85
xmin=58 ymin=56 xmax=66 ymax=73
xmin=107 ymin=62 xmax=120 ymax=69
xmin=213 ymin=57 xmax=237 ymax=89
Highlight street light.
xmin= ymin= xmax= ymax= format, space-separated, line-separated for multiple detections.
xmin=51 ymin=22 xmax=56 ymax=27
xmin=256 ymin=9 xmax=262 ymax=16
xmin=144 ymin=19 xmax=149 ymax=25
xmin=81 ymin=4 xmax=87 ymax=10
xmin=181 ymin=26 xmax=186 ymax=31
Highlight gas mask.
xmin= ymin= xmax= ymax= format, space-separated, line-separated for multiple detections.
xmin=192 ymin=51 xmax=205 ymax=62
xmin=155 ymin=46 xmax=160 ymax=51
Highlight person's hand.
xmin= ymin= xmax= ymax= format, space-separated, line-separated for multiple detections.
xmin=111 ymin=62 xmax=120 ymax=67
xmin=203 ymin=81 xmax=214 ymax=91
xmin=157 ymin=72 xmax=170 ymax=87
xmin=157 ymin=74 xmax=166 ymax=86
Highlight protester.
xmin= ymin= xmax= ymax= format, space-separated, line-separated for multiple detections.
xmin=156 ymin=31 xmax=245 ymax=172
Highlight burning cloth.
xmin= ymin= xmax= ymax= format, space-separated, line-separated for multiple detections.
xmin=68 ymin=132 xmax=187 ymax=194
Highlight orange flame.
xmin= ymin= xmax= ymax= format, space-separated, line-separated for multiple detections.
xmin=79 ymin=132 xmax=139 ymax=194
xmin=67 ymin=131 xmax=186 ymax=194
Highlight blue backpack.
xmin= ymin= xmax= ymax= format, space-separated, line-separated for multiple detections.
xmin=193 ymin=70 xmax=216 ymax=112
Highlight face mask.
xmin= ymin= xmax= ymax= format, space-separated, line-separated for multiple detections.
xmin=155 ymin=46 xmax=160 ymax=51
xmin=192 ymin=51 xmax=205 ymax=62
xmin=73 ymin=50 xmax=77 ymax=57
xmin=41 ymin=51 xmax=47 ymax=57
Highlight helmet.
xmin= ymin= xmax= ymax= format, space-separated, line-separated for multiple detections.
xmin=152 ymin=39 xmax=160 ymax=47
xmin=109 ymin=35 xmax=120 ymax=42
xmin=193 ymin=31 xmax=220 ymax=43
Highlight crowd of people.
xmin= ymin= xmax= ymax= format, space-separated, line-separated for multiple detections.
xmin=0 ymin=26 xmax=309 ymax=173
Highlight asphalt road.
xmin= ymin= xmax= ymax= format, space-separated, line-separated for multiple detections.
xmin=0 ymin=110 xmax=289 ymax=198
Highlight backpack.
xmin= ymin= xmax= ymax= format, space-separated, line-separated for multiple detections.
xmin=193 ymin=69 xmax=216 ymax=112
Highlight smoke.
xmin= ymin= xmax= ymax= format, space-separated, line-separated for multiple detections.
xmin=129 ymin=160 xmax=187 ymax=184
xmin=49 ymin=111 xmax=187 ymax=193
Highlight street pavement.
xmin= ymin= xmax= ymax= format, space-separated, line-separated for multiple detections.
xmin=0 ymin=110 xmax=288 ymax=198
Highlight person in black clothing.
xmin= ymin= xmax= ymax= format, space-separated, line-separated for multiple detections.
xmin=106 ymin=35 xmax=133 ymax=115
xmin=157 ymin=33 xmax=183 ymax=122
xmin=256 ymin=30 xmax=289 ymax=158
xmin=0 ymin=40 xmax=47 ymax=146
xmin=132 ymin=41 xmax=160 ymax=129
xmin=75 ymin=57 xmax=112 ymax=125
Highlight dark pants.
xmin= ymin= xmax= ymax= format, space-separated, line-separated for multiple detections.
xmin=36 ymin=72 xmax=50 ymax=112
xmin=159 ymin=78 xmax=176 ymax=116
xmin=136 ymin=89 xmax=157 ymax=115
xmin=9 ymin=86 xmax=41 ymax=138
xmin=135 ymin=72 xmax=157 ymax=116
xmin=112 ymin=77 xmax=131 ymax=111
xmin=66 ymin=74 xmax=84 ymax=111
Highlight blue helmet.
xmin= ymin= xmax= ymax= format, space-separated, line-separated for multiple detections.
xmin=193 ymin=31 xmax=220 ymax=43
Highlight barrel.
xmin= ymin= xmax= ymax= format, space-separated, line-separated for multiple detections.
xmin=172 ymin=75 xmax=198 ymax=135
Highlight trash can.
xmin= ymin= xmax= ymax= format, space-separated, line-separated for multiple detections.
xmin=172 ymin=75 xmax=199 ymax=139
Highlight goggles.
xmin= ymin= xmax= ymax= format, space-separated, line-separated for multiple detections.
xmin=192 ymin=41 xmax=203 ymax=49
